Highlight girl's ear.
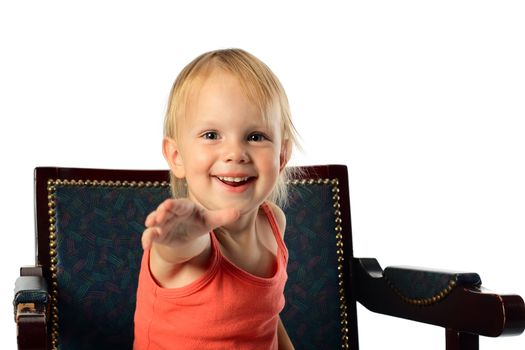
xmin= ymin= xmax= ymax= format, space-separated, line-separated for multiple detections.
xmin=163 ymin=137 xmax=185 ymax=179
xmin=279 ymin=139 xmax=292 ymax=172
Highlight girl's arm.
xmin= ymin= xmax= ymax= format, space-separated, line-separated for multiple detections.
xmin=141 ymin=198 xmax=239 ymax=287
xmin=278 ymin=317 xmax=295 ymax=350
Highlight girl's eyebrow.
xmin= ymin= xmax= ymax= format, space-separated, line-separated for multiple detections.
xmin=187 ymin=116 xmax=219 ymax=128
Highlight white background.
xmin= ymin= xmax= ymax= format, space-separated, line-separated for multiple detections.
xmin=1 ymin=1 xmax=524 ymax=349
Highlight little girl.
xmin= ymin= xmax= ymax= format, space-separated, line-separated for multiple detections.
xmin=133 ymin=49 xmax=299 ymax=350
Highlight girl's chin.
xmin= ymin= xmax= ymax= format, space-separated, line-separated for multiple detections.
xmin=204 ymin=200 xmax=263 ymax=215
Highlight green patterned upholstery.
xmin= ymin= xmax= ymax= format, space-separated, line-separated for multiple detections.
xmin=53 ymin=185 xmax=169 ymax=349
xmin=47 ymin=170 xmax=352 ymax=349
xmin=282 ymin=182 xmax=350 ymax=349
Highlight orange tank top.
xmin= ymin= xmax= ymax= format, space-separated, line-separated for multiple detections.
xmin=133 ymin=203 xmax=289 ymax=350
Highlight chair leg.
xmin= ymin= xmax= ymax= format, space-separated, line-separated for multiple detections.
xmin=446 ymin=329 xmax=479 ymax=350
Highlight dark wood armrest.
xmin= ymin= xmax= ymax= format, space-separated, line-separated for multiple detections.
xmin=353 ymin=258 xmax=525 ymax=337
xmin=14 ymin=266 xmax=49 ymax=350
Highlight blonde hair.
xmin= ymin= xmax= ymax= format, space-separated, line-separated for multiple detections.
xmin=164 ymin=48 xmax=300 ymax=206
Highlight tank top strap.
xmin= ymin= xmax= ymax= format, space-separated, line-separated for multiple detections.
xmin=261 ymin=202 xmax=289 ymax=262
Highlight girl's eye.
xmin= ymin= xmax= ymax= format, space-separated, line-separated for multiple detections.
xmin=248 ymin=133 xmax=267 ymax=142
xmin=202 ymin=131 xmax=219 ymax=140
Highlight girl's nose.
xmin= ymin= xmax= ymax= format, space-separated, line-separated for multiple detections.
xmin=223 ymin=141 xmax=249 ymax=163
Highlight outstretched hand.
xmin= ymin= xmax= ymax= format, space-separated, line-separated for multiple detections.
xmin=141 ymin=198 xmax=240 ymax=251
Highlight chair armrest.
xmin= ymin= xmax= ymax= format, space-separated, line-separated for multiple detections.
xmin=353 ymin=257 xmax=525 ymax=337
xmin=382 ymin=264 xmax=482 ymax=305
xmin=14 ymin=266 xmax=49 ymax=350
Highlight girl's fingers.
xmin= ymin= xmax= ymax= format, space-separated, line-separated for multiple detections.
xmin=141 ymin=227 xmax=160 ymax=250
xmin=170 ymin=199 xmax=195 ymax=217
xmin=154 ymin=200 xmax=172 ymax=224
xmin=156 ymin=199 xmax=193 ymax=225
xmin=145 ymin=211 xmax=157 ymax=227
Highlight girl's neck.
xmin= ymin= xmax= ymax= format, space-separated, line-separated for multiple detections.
xmin=217 ymin=206 xmax=259 ymax=243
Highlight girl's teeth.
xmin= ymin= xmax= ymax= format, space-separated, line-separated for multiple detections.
xmin=218 ymin=176 xmax=249 ymax=183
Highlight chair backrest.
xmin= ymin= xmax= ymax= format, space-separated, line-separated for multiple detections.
xmin=35 ymin=165 xmax=358 ymax=350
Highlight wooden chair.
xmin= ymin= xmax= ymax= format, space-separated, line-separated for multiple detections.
xmin=14 ymin=165 xmax=525 ymax=350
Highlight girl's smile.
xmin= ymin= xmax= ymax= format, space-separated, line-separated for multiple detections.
xmin=213 ymin=174 xmax=257 ymax=193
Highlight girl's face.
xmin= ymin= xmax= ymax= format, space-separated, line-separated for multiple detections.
xmin=165 ymin=69 xmax=287 ymax=215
